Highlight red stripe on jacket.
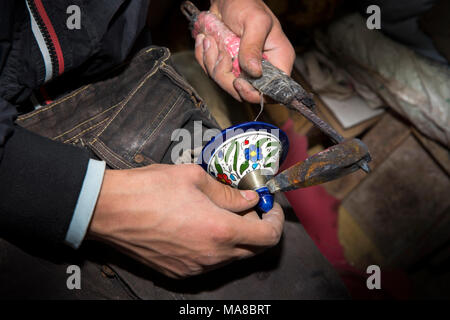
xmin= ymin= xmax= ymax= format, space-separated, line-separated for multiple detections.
xmin=33 ymin=0 xmax=65 ymax=75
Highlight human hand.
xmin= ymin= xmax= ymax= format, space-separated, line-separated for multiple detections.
xmin=88 ymin=164 xmax=284 ymax=279
xmin=194 ymin=0 xmax=295 ymax=103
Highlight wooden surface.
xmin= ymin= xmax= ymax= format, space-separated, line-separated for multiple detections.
xmin=323 ymin=112 xmax=411 ymax=199
xmin=341 ymin=135 xmax=450 ymax=268
xmin=412 ymin=128 xmax=450 ymax=176
xmin=338 ymin=206 xmax=386 ymax=269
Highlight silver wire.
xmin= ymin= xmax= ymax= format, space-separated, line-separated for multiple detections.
xmin=253 ymin=92 xmax=264 ymax=121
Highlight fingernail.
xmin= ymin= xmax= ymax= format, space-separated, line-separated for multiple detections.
xmin=248 ymin=59 xmax=261 ymax=74
xmin=240 ymin=190 xmax=257 ymax=201
xmin=234 ymin=80 xmax=242 ymax=91
xmin=203 ymin=38 xmax=210 ymax=51
xmin=217 ymin=52 xmax=224 ymax=63
xmin=214 ymin=55 xmax=223 ymax=68
xmin=195 ymin=34 xmax=205 ymax=48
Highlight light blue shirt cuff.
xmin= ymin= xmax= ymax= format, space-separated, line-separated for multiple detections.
xmin=64 ymin=159 xmax=106 ymax=249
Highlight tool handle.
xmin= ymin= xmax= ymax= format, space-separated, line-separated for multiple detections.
xmin=191 ymin=9 xmax=243 ymax=77
xmin=192 ymin=11 xmax=240 ymax=57
xmin=184 ymin=1 xmax=269 ymax=78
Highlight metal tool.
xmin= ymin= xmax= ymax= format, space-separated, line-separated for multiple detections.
xmin=266 ymin=138 xmax=370 ymax=192
xmin=181 ymin=1 xmax=372 ymax=191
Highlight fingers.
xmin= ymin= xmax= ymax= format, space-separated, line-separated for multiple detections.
xmin=225 ymin=204 xmax=285 ymax=261
xmin=196 ymin=169 xmax=283 ymax=246
xmin=233 ymin=78 xmax=261 ymax=104
xmin=238 ymin=12 xmax=272 ymax=78
xmin=194 ymin=11 xmax=295 ymax=105
xmin=202 ymin=35 xmax=219 ymax=74
xmin=237 ymin=202 xmax=284 ymax=247
xmin=239 ymin=209 xmax=260 ymax=221
xmin=194 ymin=33 xmax=206 ymax=72
xmin=195 ymin=34 xmax=242 ymax=101
xmin=198 ymin=173 xmax=259 ymax=212
xmin=234 ymin=19 xmax=295 ymax=103
xmin=261 ymin=202 xmax=285 ymax=234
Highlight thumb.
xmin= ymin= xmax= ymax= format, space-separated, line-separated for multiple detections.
xmin=198 ymin=174 xmax=259 ymax=212
xmin=238 ymin=12 xmax=272 ymax=78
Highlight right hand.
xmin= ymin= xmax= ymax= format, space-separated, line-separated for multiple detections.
xmin=88 ymin=164 xmax=284 ymax=279
xmin=194 ymin=0 xmax=295 ymax=103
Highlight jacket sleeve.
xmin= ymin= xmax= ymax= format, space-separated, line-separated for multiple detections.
xmin=0 ymin=119 xmax=91 ymax=244
xmin=0 ymin=97 xmax=16 ymax=160
xmin=0 ymin=0 xmax=149 ymax=245
xmin=0 ymin=1 xmax=96 ymax=245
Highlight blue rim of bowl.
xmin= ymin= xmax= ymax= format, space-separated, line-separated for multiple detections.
xmin=200 ymin=121 xmax=289 ymax=171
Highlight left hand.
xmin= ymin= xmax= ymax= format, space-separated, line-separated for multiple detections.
xmin=88 ymin=164 xmax=284 ymax=279
xmin=194 ymin=0 xmax=295 ymax=103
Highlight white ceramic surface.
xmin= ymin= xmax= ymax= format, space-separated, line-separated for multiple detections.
xmin=207 ymin=131 xmax=282 ymax=188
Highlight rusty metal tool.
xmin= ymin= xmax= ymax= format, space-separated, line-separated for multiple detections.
xmin=265 ymin=138 xmax=370 ymax=192
xmin=181 ymin=1 xmax=372 ymax=189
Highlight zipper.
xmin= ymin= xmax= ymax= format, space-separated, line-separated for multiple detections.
xmin=26 ymin=0 xmax=65 ymax=82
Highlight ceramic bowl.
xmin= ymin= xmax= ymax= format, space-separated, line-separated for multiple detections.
xmin=200 ymin=122 xmax=289 ymax=212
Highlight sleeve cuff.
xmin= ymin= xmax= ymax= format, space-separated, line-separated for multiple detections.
xmin=65 ymin=159 xmax=106 ymax=249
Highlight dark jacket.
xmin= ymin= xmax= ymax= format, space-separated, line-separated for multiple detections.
xmin=0 ymin=0 xmax=149 ymax=244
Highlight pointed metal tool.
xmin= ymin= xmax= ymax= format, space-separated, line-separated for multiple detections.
xmin=265 ymin=139 xmax=371 ymax=193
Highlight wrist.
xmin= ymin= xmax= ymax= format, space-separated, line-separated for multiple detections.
xmin=87 ymin=169 xmax=122 ymax=241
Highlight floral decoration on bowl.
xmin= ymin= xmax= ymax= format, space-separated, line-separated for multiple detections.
xmin=200 ymin=122 xmax=289 ymax=189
